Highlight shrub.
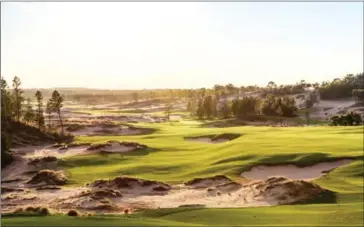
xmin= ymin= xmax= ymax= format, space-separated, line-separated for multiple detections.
xmin=67 ymin=210 xmax=79 ymax=216
xmin=13 ymin=206 xmax=51 ymax=216
xmin=329 ymin=111 xmax=362 ymax=126
xmin=40 ymin=207 xmax=50 ymax=215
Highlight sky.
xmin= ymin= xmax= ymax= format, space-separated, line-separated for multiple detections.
xmin=1 ymin=2 xmax=363 ymax=89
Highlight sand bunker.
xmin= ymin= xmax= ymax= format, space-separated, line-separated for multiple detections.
xmin=240 ymin=159 xmax=353 ymax=181
xmin=185 ymin=133 xmax=242 ymax=144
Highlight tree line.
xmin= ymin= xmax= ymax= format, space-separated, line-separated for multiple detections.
xmin=319 ymin=73 xmax=363 ymax=100
xmin=188 ymin=93 xmax=301 ymax=120
xmin=1 ymin=76 xmax=66 ymax=134
xmin=18 ymin=72 xmax=363 ymax=107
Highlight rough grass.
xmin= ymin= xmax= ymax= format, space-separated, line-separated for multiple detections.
xmin=2 ymin=123 xmax=363 ymax=226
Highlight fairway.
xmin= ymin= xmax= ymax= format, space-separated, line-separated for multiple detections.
xmin=64 ymin=124 xmax=363 ymax=185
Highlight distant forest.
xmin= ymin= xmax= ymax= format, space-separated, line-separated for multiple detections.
xmin=17 ymin=72 xmax=363 ymax=105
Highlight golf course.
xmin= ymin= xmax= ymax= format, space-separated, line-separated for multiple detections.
xmin=2 ymin=2 xmax=363 ymax=226
xmin=2 ymin=121 xmax=363 ymax=226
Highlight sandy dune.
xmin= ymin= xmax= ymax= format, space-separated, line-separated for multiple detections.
xmin=1 ymin=173 xmax=334 ymax=214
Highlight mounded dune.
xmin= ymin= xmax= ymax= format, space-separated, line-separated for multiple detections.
xmin=88 ymin=176 xmax=171 ymax=195
xmin=250 ymin=176 xmax=334 ymax=204
xmin=79 ymin=188 xmax=123 ymax=199
xmin=26 ymin=170 xmax=67 ymax=186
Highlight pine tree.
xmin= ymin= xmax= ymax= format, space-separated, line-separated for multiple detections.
xmin=11 ymin=76 xmax=24 ymax=122
xmin=35 ymin=90 xmax=45 ymax=129
xmin=49 ymin=90 xmax=64 ymax=134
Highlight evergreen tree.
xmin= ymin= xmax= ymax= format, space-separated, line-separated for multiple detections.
xmin=49 ymin=90 xmax=64 ymax=134
xmin=35 ymin=90 xmax=45 ymax=129
xmin=11 ymin=76 xmax=24 ymax=122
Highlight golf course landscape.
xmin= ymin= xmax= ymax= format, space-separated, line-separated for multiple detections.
xmin=2 ymin=120 xmax=363 ymax=226
xmin=2 ymin=2 xmax=363 ymax=226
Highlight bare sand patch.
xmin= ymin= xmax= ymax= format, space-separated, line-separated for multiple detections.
xmin=240 ymin=159 xmax=353 ymax=181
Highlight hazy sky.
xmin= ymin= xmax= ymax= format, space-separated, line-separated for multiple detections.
xmin=1 ymin=2 xmax=363 ymax=89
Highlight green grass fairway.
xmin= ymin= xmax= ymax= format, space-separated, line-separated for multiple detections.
xmin=2 ymin=123 xmax=363 ymax=226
